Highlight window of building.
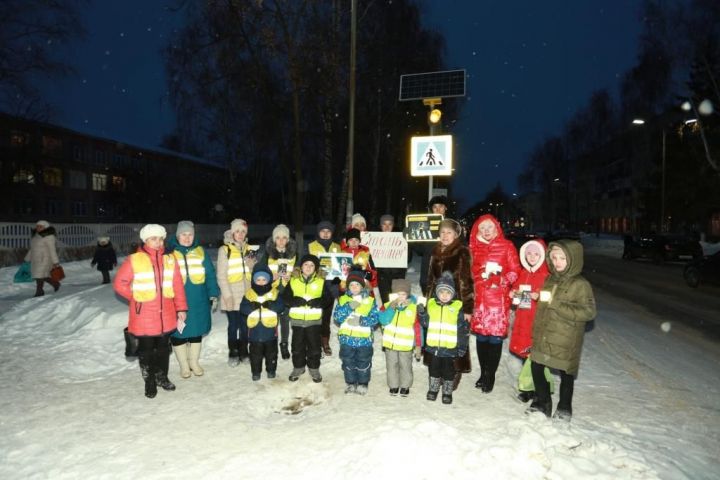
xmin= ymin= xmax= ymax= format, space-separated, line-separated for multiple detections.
xmin=10 ymin=130 xmax=29 ymax=147
xmin=42 ymin=136 xmax=62 ymax=156
xmin=74 ymin=146 xmax=83 ymax=161
xmin=72 ymin=200 xmax=88 ymax=217
xmin=12 ymin=169 xmax=35 ymax=184
xmin=13 ymin=197 xmax=34 ymax=215
xmin=69 ymin=170 xmax=87 ymax=189
xmin=111 ymin=175 xmax=126 ymax=192
xmin=95 ymin=150 xmax=106 ymax=166
xmin=45 ymin=198 xmax=62 ymax=215
xmin=95 ymin=202 xmax=113 ymax=218
xmin=92 ymin=173 xmax=107 ymax=191
xmin=42 ymin=167 xmax=63 ymax=187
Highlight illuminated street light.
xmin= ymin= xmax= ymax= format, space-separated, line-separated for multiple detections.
xmin=632 ymin=118 xmax=645 ymax=125
xmin=428 ymin=108 xmax=442 ymax=124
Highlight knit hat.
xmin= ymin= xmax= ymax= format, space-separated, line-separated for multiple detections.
xmin=351 ymin=213 xmax=366 ymax=228
xmin=36 ymin=220 xmax=50 ymax=228
xmin=346 ymin=268 xmax=367 ymax=289
xmin=435 ymin=271 xmax=456 ymax=298
xmin=391 ymin=278 xmax=410 ymax=295
xmin=272 ymin=224 xmax=290 ymax=240
xmin=316 ymin=220 xmax=334 ymax=234
xmin=230 ymin=218 xmax=248 ymax=234
xmin=427 ymin=195 xmax=448 ymax=211
xmin=345 ymin=228 xmax=361 ymax=242
xmin=299 ymin=253 xmax=320 ymax=272
xmin=251 ymin=263 xmax=273 ymax=284
xmin=139 ymin=224 xmax=167 ymax=242
xmin=175 ymin=220 xmax=195 ymax=238
xmin=439 ymin=218 xmax=462 ymax=237
xmin=97 ymin=236 xmax=110 ymax=245
xmin=379 ymin=214 xmax=394 ymax=225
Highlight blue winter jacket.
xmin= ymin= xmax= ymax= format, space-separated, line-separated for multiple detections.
xmin=240 ymin=288 xmax=285 ymax=343
xmin=333 ymin=290 xmax=380 ymax=348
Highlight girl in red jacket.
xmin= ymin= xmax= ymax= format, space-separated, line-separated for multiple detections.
xmin=468 ymin=214 xmax=520 ymax=393
xmin=508 ymin=239 xmax=549 ymax=402
xmin=114 ymin=224 xmax=188 ymax=399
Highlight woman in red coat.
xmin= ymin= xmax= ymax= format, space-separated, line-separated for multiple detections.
xmin=114 ymin=224 xmax=188 ymax=399
xmin=468 ymin=214 xmax=520 ymax=393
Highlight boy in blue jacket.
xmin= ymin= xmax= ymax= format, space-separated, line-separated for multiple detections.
xmin=333 ymin=267 xmax=380 ymax=395
xmin=240 ymin=264 xmax=284 ymax=381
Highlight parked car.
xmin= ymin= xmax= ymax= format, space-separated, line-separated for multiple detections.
xmin=683 ymin=251 xmax=720 ymax=288
xmin=624 ymin=234 xmax=703 ymax=262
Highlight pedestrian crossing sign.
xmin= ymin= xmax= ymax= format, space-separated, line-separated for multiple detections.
xmin=410 ymin=135 xmax=453 ymax=176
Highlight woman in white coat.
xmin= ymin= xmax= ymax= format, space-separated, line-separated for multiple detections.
xmin=25 ymin=220 xmax=61 ymax=297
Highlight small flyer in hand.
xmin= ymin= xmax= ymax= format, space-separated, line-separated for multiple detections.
xmin=244 ymin=245 xmax=260 ymax=259
xmin=404 ymin=213 xmax=443 ymax=242
xmin=318 ymin=253 xmax=354 ymax=280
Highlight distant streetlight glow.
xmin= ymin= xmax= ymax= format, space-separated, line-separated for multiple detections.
xmin=428 ymin=108 xmax=442 ymax=124
xmin=685 ymin=118 xmax=698 ymax=125
xmin=632 ymin=119 xmax=645 ymax=125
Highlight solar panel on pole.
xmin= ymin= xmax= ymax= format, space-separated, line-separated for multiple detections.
xmin=398 ymin=69 xmax=466 ymax=102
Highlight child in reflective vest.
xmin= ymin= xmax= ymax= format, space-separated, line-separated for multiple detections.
xmin=379 ymin=278 xmax=422 ymax=397
xmin=418 ymin=271 xmax=469 ymax=405
xmin=333 ymin=267 xmax=380 ymax=395
xmin=282 ymin=254 xmax=333 ymax=383
xmin=239 ymin=264 xmax=284 ymax=381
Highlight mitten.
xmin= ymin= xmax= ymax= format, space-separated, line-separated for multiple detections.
xmin=348 ymin=301 xmax=361 ymax=310
xmin=388 ymin=299 xmax=400 ymax=310
xmin=413 ymin=346 xmax=423 ymax=361
xmin=250 ymin=301 xmax=262 ymax=310
xmin=308 ymin=298 xmax=323 ymax=308
xmin=346 ymin=314 xmax=360 ymax=326
xmin=210 ymin=297 xmax=218 ymax=313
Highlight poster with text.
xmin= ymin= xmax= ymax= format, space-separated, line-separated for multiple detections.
xmin=317 ymin=253 xmax=354 ymax=280
xmin=360 ymin=232 xmax=407 ymax=268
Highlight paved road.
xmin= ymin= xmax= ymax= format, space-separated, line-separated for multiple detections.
xmin=584 ymin=254 xmax=720 ymax=339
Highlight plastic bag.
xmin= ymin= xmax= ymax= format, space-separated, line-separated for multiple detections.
xmin=14 ymin=262 xmax=33 ymax=283
xmin=518 ymin=356 xmax=555 ymax=393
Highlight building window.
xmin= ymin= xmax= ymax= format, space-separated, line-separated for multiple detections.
xmin=12 ymin=169 xmax=35 ymax=184
xmin=95 ymin=150 xmax=106 ymax=166
xmin=13 ymin=197 xmax=34 ymax=214
xmin=69 ymin=170 xmax=87 ymax=189
xmin=43 ymin=167 xmax=63 ymax=187
xmin=92 ymin=173 xmax=107 ymax=191
xmin=72 ymin=201 xmax=88 ymax=217
xmin=95 ymin=202 xmax=113 ymax=218
xmin=74 ymin=146 xmax=83 ymax=161
xmin=111 ymin=175 xmax=126 ymax=192
xmin=42 ymin=136 xmax=62 ymax=156
xmin=45 ymin=198 xmax=62 ymax=215
xmin=10 ymin=130 xmax=29 ymax=146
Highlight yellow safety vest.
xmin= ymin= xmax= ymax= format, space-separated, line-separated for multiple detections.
xmin=308 ymin=241 xmax=341 ymax=256
xmin=226 ymin=243 xmax=252 ymax=283
xmin=244 ymin=288 xmax=279 ymax=328
xmin=268 ymin=255 xmax=296 ymax=286
xmin=337 ymin=295 xmax=374 ymax=339
xmin=426 ymin=299 xmax=463 ymax=349
xmin=382 ymin=303 xmax=417 ymax=351
xmin=130 ymin=252 xmax=176 ymax=302
xmin=288 ymin=276 xmax=325 ymax=321
xmin=173 ymin=246 xmax=206 ymax=285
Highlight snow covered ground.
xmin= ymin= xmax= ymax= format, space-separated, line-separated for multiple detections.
xmin=1 ymin=243 xmax=719 ymax=479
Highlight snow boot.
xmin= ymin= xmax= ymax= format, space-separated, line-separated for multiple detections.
xmin=555 ymin=374 xmax=574 ymax=421
xmin=139 ymin=355 xmax=156 ymax=399
xmin=238 ymin=340 xmax=250 ymax=363
xmin=527 ymin=361 xmax=552 ymax=417
xmin=289 ymin=367 xmax=305 ymax=382
xmin=426 ymin=376 xmax=441 ymax=401
xmin=321 ymin=336 xmax=332 ymax=356
xmin=173 ymin=343 xmax=191 ymax=379
xmin=517 ymin=391 xmax=535 ymax=403
xmin=356 ymin=383 xmax=368 ymax=395
xmin=155 ymin=352 xmax=176 ymax=391
xmin=345 ymin=383 xmax=357 ymax=394
xmin=280 ymin=342 xmax=290 ymax=360
xmin=33 ymin=279 xmax=45 ymax=297
xmin=309 ymin=368 xmax=322 ymax=383
xmin=481 ymin=343 xmax=502 ymax=393
xmin=389 ymin=388 xmax=399 ymax=396
xmin=475 ymin=342 xmax=489 ymax=389
xmin=267 ymin=371 xmax=276 ymax=379
xmin=228 ymin=340 xmax=240 ymax=367
xmin=442 ymin=380 xmax=454 ymax=404
xmin=399 ymin=388 xmax=410 ymax=397
xmin=188 ymin=342 xmax=204 ymax=376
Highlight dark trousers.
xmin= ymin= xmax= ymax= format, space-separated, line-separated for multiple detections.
xmin=531 ymin=361 xmax=575 ymax=412
xmin=279 ymin=310 xmax=290 ymax=344
xmin=339 ymin=344 xmax=373 ymax=385
xmin=429 ymin=355 xmax=456 ymax=381
xmin=226 ymin=310 xmax=248 ymax=343
xmin=320 ymin=307 xmax=332 ymax=338
xmin=291 ymin=325 xmax=322 ymax=369
xmin=100 ymin=269 xmax=111 ymax=284
xmin=137 ymin=333 xmax=171 ymax=377
xmin=249 ymin=340 xmax=278 ymax=376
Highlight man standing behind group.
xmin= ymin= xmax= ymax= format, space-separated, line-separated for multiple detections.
xmin=416 ymin=196 xmax=449 ymax=295
xmin=376 ymin=214 xmax=408 ymax=303
xmin=307 ymin=221 xmax=341 ymax=356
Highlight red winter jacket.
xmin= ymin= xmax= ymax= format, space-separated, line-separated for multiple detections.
xmin=468 ymin=214 xmax=521 ymax=337
xmin=113 ymin=245 xmax=188 ymax=337
xmin=508 ymin=239 xmax=549 ymax=357
xmin=342 ymin=244 xmax=378 ymax=288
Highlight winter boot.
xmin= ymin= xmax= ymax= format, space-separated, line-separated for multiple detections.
xmin=399 ymin=388 xmax=410 ymax=397
xmin=155 ymin=351 xmax=176 ymax=391
xmin=481 ymin=343 xmax=502 ymax=393
xmin=173 ymin=343 xmax=191 ymax=379
xmin=345 ymin=383 xmax=357 ymax=394
xmin=527 ymin=361 xmax=552 ymax=417
xmin=517 ymin=391 xmax=535 ymax=403
xmin=389 ymin=388 xmax=399 ymax=396
xmin=475 ymin=342 xmax=488 ymax=389
xmin=228 ymin=340 xmax=240 ymax=367
xmin=321 ymin=336 xmax=332 ymax=356
xmin=356 ymin=383 xmax=368 ymax=395
xmin=33 ymin=279 xmax=45 ymax=297
xmin=280 ymin=342 xmax=290 ymax=360
xmin=426 ymin=376 xmax=442 ymax=401
xmin=442 ymin=380 xmax=454 ymax=404
xmin=554 ymin=374 xmax=574 ymax=421
xmin=309 ymin=368 xmax=322 ymax=383
xmin=238 ymin=340 xmax=250 ymax=363
xmin=47 ymin=277 xmax=60 ymax=292
xmin=123 ymin=327 xmax=139 ymax=359
xmin=188 ymin=342 xmax=204 ymax=376
xmin=139 ymin=355 xmax=157 ymax=399
xmin=289 ymin=367 xmax=305 ymax=382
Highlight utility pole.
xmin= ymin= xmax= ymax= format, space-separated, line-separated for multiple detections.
xmin=345 ymin=0 xmax=357 ymax=225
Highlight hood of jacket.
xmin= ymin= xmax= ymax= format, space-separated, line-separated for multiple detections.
xmin=547 ymin=239 xmax=584 ymax=278
xmin=519 ymin=238 xmax=549 ymax=274
xmin=468 ymin=214 xmax=505 ymax=249
xmin=264 ymin=236 xmax=297 ymax=260
xmin=34 ymin=226 xmax=57 ymax=238
xmin=168 ymin=236 xmax=199 ymax=253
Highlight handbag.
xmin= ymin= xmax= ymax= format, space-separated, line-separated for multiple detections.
xmin=123 ymin=327 xmax=139 ymax=359
xmin=50 ymin=265 xmax=65 ymax=282
xmin=13 ymin=261 xmax=33 ymax=283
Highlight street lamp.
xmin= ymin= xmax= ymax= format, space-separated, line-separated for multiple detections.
xmin=632 ymin=118 xmax=667 ymax=232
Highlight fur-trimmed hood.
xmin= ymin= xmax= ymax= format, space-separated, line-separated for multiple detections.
xmin=264 ymin=236 xmax=297 ymax=260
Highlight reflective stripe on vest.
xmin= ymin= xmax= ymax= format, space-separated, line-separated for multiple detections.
xmin=382 ymin=303 xmax=417 ymax=351
xmin=226 ymin=244 xmax=252 ymax=283
xmin=244 ymin=288 xmax=279 ymax=328
xmin=308 ymin=241 xmax=341 ymax=256
xmin=288 ymin=276 xmax=324 ymax=321
xmin=426 ymin=299 xmax=463 ymax=349
xmin=337 ymin=295 xmax=374 ymax=338
xmin=173 ymin=246 xmax=206 ymax=284
xmin=130 ymin=252 xmax=176 ymax=302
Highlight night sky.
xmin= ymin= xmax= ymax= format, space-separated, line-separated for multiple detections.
xmin=39 ymin=0 xmax=643 ymax=212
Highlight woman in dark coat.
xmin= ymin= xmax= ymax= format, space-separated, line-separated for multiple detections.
xmin=91 ymin=236 xmax=117 ymax=284
xmin=425 ymin=218 xmax=474 ymax=390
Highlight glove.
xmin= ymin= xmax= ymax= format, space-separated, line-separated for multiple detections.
xmin=308 ymin=298 xmax=323 ymax=308
xmin=388 ymin=299 xmax=400 ymax=310
xmin=346 ymin=314 xmax=360 ymax=326
xmin=348 ymin=301 xmax=361 ymax=310
xmin=414 ymin=346 xmax=423 ymax=361
xmin=249 ymin=301 xmax=262 ymax=310
xmin=210 ymin=297 xmax=218 ymax=313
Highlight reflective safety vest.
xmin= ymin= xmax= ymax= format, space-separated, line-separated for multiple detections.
xmin=308 ymin=241 xmax=341 ymax=256
xmin=288 ymin=276 xmax=324 ymax=321
xmin=426 ymin=299 xmax=463 ymax=349
xmin=244 ymin=288 xmax=279 ymax=328
xmin=268 ymin=256 xmax=296 ymax=286
xmin=337 ymin=295 xmax=374 ymax=339
xmin=173 ymin=246 xmax=206 ymax=285
xmin=130 ymin=252 xmax=176 ymax=302
xmin=226 ymin=243 xmax=252 ymax=283
xmin=382 ymin=303 xmax=417 ymax=351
